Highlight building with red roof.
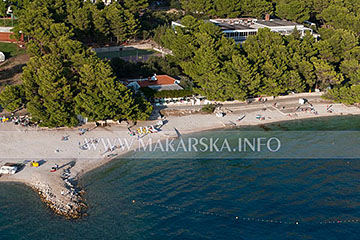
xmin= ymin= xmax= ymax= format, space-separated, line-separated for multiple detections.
xmin=126 ymin=74 xmax=183 ymax=91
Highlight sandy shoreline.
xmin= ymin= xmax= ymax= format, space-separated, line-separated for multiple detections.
xmin=1 ymin=92 xmax=360 ymax=218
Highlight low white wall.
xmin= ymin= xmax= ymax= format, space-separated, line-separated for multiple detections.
xmin=93 ymin=44 xmax=153 ymax=53
xmin=0 ymin=27 xmax=12 ymax=33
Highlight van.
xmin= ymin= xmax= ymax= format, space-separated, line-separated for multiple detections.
xmin=0 ymin=165 xmax=18 ymax=175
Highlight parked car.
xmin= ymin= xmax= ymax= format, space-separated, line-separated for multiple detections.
xmin=0 ymin=164 xmax=18 ymax=175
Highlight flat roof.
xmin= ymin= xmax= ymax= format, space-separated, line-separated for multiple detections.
xmin=173 ymin=18 xmax=309 ymax=33
xmin=215 ymin=22 xmax=254 ymax=31
xmin=210 ymin=19 xmax=256 ymax=30
xmin=149 ymin=84 xmax=183 ymax=91
xmin=255 ymin=20 xmax=301 ymax=27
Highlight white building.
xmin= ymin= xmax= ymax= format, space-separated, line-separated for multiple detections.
xmin=172 ymin=17 xmax=315 ymax=43
xmin=86 ymin=0 xmax=116 ymax=5
xmin=125 ymin=75 xmax=183 ymax=92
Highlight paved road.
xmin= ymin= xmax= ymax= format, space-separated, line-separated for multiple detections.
xmin=156 ymin=93 xmax=324 ymax=112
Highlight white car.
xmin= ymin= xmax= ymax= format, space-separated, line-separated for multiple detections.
xmin=0 ymin=165 xmax=18 ymax=175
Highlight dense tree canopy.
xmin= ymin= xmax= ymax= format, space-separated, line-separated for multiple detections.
xmin=276 ymin=0 xmax=312 ymax=23
xmin=19 ymin=39 xmax=152 ymax=127
xmin=0 ymin=85 xmax=25 ymax=112
xmin=178 ymin=0 xmax=273 ymax=18
xmin=0 ymin=0 xmax=152 ymax=127
xmin=172 ymin=0 xmax=360 ymax=35
xmin=160 ymin=16 xmax=360 ymax=102
xmin=1 ymin=0 xmax=360 ymax=114
xmin=12 ymin=0 xmax=143 ymax=44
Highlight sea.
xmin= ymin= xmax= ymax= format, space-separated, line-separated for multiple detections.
xmin=1 ymin=116 xmax=360 ymax=240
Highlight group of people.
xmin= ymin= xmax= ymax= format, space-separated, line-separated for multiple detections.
xmin=0 ymin=115 xmax=32 ymax=127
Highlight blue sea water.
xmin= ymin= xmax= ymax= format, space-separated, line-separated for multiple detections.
xmin=1 ymin=116 xmax=360 ymax=240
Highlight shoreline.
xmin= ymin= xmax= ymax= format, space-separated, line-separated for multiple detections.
xmin=1 ymin=93 xmax=360 ymax=219
xmin=77 ymin=114 xmax=360 ymax=177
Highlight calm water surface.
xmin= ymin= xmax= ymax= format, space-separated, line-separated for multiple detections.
xmin=1 ymin=116 xmax=360 ymax=240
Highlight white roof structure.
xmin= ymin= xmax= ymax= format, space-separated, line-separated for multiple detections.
xmin=85 ymin=0 xmax=116 ymax=5
xmin=0 ymin=52 xmax=5 ymax=62
xmin=148 ymin=84 xmax=183 ymax=91
xmin=172 ymin=18 xmax=315 ymax=43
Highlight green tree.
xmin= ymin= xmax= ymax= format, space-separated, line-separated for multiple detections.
xmin=340 ymin=59 xmax=360 ymax=85
xmin=105 ymin=3 xmax=139 ymax=43
xmin=312 ymin=57 xmax=344 ymax=89
xmin=91 ymin=6 xmax=111 ymax=42
xmin=243 ymin=28 xmax=305 ymax=95
xmin=75 ymin=56 xmax=152 ymax=121
xmin=179 ymin=0 xmax=212 ymax=14
xmin=319 ymin=0 xmax=360 ymax=34
xmin=66 ymin=2 xmax=92 ymax=37
xmin=286 ymin=33 xmax=317 ymax=89
xmin=0 ymin=1 xmax=7 ymax=23
xmin=276 ymin=0 xmax=311 ymax=23
xmin=240 ymin=0 xmax=273 ymax=18
xmin=324 ymin=85 xmax=360 ymax=104
xmin=22 ymin=54 xmax=78 ymax=127
xmin=122 ymin=0 xmax=149 ymax=14
xmin=226 ymin=54 xmax=261 ymax=99
xmin=211 ymin=0 xmax=242 ymax=17
xmin=178 ymin=20 xmax=239 ymax=100
xmin=0 ymin=85 xmax=26 ymax=112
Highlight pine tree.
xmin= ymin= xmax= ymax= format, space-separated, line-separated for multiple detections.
xmin=312 ymin=58 xmax=344 ymax=89
xmin=91 ymin=6 xmax=111 ymax=43
xmin=22 ymin=55 xmax=78 ymax=127
xmin=105 ymin=3 xmax=139 ymax=43
xmin=74 ymin=57 xmax=139 ymax=121
xmin=122 ymin=0 xmax=149 ymax=14
xmin=0 ymin=85 xmax=26 ymax=112
xmin=276 ymin=0 xmax=311 ymax=23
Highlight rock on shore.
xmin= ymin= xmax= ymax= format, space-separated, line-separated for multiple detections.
xmin=32 ymin=169 xmax=87 ymax=219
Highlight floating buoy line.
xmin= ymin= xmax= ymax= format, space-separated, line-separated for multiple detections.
xmin=131 ymin=200 xmax=359 ymax=226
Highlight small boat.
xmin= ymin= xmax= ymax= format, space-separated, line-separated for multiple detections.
xmin=237 ymin=115 xmax=246 ymax=122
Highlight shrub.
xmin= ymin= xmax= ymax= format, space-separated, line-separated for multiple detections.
xmin=201 ymin=104 xmax=216 ymax=113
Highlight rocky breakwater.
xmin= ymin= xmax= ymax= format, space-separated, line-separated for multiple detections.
xmin=33 ymin=167 xmax=87 ymax=219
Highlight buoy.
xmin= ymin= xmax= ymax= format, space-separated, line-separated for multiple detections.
xmin=296 ymin=221 xmax=299 ymax=225
xmin=235 ymin=216 xmax=239 ymax=220
xmin=132 ymin=200 xmax=136 ymax=203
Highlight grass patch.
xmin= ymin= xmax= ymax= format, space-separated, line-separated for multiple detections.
xmin=0 ymin=42 xmax=25 ymax=59
xmin=97 ymin=49 xmax=156 ymax=59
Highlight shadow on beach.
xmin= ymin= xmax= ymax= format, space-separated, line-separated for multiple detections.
xmin=58 ymin=160 xmax=76 ymax=170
